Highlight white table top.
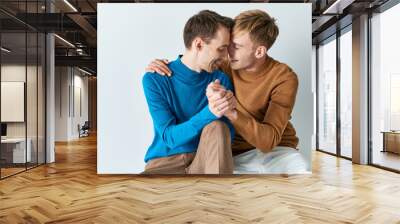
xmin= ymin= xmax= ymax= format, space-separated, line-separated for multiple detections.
xmin=1 ymin=138 xmax=30 ymax=143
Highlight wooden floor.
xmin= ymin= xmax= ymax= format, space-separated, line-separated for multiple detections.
xmin=1 ymin=135 xmax=400 ymax=224
xmin=0 ymin=167 xmax=26 ymax=178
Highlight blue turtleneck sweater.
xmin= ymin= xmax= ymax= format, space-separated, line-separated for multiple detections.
xmin=142 ymin=56 xmax=235 ymax=163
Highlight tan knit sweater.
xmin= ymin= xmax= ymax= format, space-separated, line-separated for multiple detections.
xmin=221 ymin=56 xmax=299 ymax=155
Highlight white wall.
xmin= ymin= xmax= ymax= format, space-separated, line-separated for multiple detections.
xmin=55 ymin=67 xmax=69 ymax=141
xmin=73 ymin=73 xmax=89 ymax=137
xmin=98 ymin=3 xmax=313 ymax=174
xmin=55 ymin=67 xmax=89 ymax=141
xmin=1 ymin=65 xmax=26 ymax=128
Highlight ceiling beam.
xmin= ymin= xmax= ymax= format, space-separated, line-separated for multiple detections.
xmin=67 ymin=13 xmax=97 ymax=46
xmin=55 ymin=55 xmax=96 ymax=69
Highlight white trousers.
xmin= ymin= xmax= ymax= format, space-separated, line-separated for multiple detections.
xmin=233 ymin=146 xmax=309 ymax=174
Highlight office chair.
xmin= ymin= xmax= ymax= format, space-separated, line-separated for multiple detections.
xmin=79 ymin=121 xmax=90 ymax=138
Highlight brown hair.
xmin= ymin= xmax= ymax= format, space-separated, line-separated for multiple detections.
xmin=183 ymin=10 xmax=234 ymax=49
xmin=233 ymin=10 xmax=279 ymax=50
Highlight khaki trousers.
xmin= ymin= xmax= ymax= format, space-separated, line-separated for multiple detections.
xmin=142 ymin=121 xmax=233 ymax=174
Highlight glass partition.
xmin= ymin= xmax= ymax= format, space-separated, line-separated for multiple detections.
xmin=1 ymin=31 xmax=28 ymax=177
xmin=370 ymin=3 xmax=400 ymax=171
xmin=317 ymin=36 xmax=337 ymax=155
xmin=0 ymin=1 xmax=46 ymax=179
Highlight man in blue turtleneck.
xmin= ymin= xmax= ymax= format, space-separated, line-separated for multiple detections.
xmin=141 ymin=10 xmax=236 ymax=174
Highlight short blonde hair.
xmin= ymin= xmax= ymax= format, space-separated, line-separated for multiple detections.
xmin=233 ymin=10 xmax=279 ymax=50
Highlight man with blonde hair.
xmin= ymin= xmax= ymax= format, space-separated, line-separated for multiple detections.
xmin=146 ymin=9 xmax=307 ymax=174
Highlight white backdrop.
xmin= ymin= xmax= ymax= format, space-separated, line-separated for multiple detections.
xmin=97 ymin=3 xmax=313 ymax=174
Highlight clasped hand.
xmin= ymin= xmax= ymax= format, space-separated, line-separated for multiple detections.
xmin=206 ymin=79 xmax=237 ymax=120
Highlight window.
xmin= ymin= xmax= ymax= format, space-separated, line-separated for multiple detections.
xmin=339 ymin=28 xmax=352 ymax=158
xmin=317 ymin=36 xmax=337 ymax=155
xmin=370 ymin=2 xmax=400 ymax=171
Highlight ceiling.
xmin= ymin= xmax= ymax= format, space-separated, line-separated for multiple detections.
xmin=0 ymin=0 xmax=392 ymax=75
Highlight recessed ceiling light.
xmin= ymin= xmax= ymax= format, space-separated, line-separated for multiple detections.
xmin=63 ymin=0 xmax=78 ymax=12
xmin=78 ymin=67 xmax=93 ymax=76
xmin=322 ymin=0 xmax=354 ymax=15
xmin=1 ymin=47 xmax=11 ymax=53
xmin=54 ymin=34 xmax=75 ymax=48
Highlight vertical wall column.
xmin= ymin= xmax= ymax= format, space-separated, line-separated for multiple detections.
xmin=352 ymin=14 xmax=369 ymax=164
xmin=45 ymin=0 xmax=55 ymax=163
xmin=46 ymin=33 xmax=55 ymax=163
xmin=88 ymin=77 xmax=97 ymax=132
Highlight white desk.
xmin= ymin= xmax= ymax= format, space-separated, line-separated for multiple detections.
xmin=1 ymin=138 xmax=32 ymax=163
